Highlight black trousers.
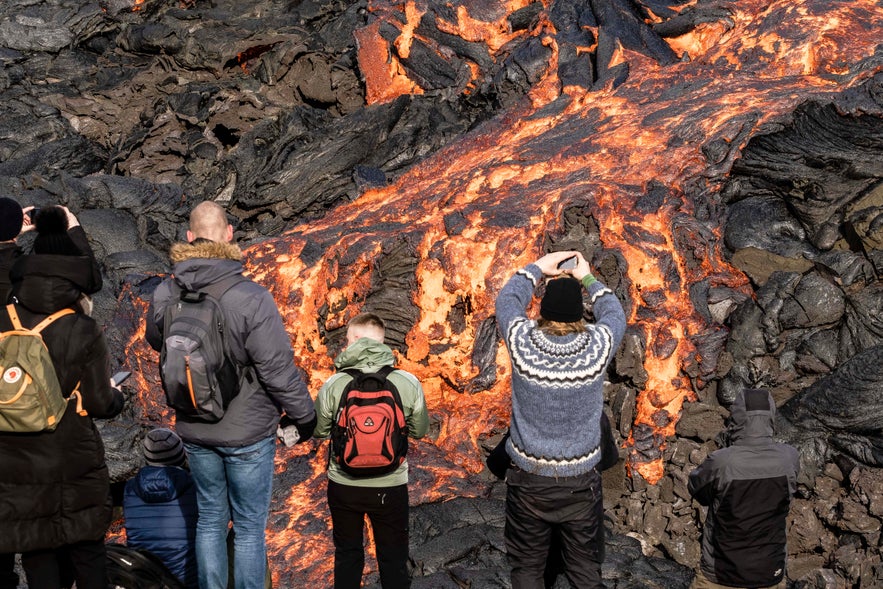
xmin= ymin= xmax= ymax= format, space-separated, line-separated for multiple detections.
xmin=0 ymin=553 xmax=17 ymax=589
xmin=21 ymin=539 xmax=105 ymax=589
xmin=327 ymin=480 xmax=410 ymax=589
xmin=505 ymin=468 xmax=605 ymax=589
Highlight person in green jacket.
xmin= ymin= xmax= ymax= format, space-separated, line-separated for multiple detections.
xmin=314 ymin=312 xmax=429 ymax=589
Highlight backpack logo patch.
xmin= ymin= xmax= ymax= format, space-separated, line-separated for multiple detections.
xmin=331 ymin=366 xmax=409 ymax=477
xmin=3 ymin=366 xmax=22 ymax=384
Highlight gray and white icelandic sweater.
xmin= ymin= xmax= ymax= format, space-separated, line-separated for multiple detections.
xmin=496 ymin=264 xmax=626 ymax=477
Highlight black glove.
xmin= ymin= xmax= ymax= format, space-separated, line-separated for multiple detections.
xmin=278 ymin=413 xmax=317 ymax=446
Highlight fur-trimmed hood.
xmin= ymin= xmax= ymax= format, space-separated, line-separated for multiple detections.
xmin=169 ymin=239 xmax=244 ymax=293
xmin=169 ymin=239 xmax=242 ymax=264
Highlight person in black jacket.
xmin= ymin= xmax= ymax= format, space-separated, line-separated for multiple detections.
xmin=146 ymin=201 xmax=316 ymax=589
xmin=0 ymin=205 xmax=124 ymax=589
xmin=688 ymin=388 xmax=799 ymax=589
xmin=0 ymin=197 xmax=25 ymax=589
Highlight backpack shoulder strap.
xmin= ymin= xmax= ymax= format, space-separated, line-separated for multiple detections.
xmin=6 ymin=304 xmax=75 ymax=333
xmin=340 ymin=365 xmax=396 ymax=381
xmin=174 ymin=274 xmax=246 ymax=303
xmin=5 ymin=304 xmax=22 ymax=330
xmin=338 ymin=365 xmax=403 ymax=410
xmin=32 ymin=308 xmax=76 ymax=334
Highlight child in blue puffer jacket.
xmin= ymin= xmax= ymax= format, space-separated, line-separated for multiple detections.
xmin=124 ymin=428 xmax=198 ymax=588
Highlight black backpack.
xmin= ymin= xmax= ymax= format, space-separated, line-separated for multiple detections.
xmin=331 ymin=366 xmax=409 ymax=477
xmin=106 ymin=544 xmax=186 ymax=589
xmin=159 ymin=275 xmax=244 ymax=423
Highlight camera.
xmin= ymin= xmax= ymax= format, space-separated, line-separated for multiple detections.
xmin=557 ymin=256 xmax=577 ymax=270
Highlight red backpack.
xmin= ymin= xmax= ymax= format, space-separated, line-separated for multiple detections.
xmin=331 ymin=365 xmax=408 ymax=477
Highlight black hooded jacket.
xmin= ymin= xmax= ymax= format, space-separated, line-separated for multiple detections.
xmin=688 ymin=389 xmax=800 ymax=588
xmin=0 ymin=242 xmax=123 ymax=552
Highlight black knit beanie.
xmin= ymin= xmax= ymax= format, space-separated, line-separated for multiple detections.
xmin=0 ymin=198 xmax=23 ymax=241
xmin=32 ymin=206 xmax=82 ymax=256
xmin=540 ymin=277 xmax=583 ymax=322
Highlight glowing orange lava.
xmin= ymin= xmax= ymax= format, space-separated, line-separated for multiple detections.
xmin=117 ymin=0 xmax=883 ymax=584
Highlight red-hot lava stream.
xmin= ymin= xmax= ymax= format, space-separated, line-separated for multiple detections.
xmin=115 ymin=0 xmax=883 ymax=583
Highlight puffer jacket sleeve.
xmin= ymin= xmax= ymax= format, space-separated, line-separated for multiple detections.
xmin=242 ymin=288 xmax=315 ymax=425
xmin=78 ymin=320 xmax=124 ymax=419
xmin=68 ymin=226 xmax=102 ymax=295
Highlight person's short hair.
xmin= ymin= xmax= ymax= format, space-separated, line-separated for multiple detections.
xmin=537 ymin=318 xmax=586 ymax=336
xmin=349 ymin=312 xmax=385 ymax=333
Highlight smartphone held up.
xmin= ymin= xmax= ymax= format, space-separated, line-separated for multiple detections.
xmin=111 ymin=371 xmax=132 ymax=387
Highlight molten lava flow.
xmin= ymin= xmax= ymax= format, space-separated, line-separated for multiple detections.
xmin=118 ymin=0 xmax=883 ymax=583
xmin=249 ymin=0 xmax=883 ymax=488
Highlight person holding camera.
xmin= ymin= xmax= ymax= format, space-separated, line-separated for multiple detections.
xmin=0 ymin=205 xmax=124 ymax=589
xmin=495 ymin=250 xmax=626 ymax=588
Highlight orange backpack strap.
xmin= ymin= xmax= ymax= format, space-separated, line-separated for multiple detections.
xmin=6 ymin=304 xmax=23 ymax=330
xmin=32 ymin=308 xmax=76 ymax=334
xmin=69 ymin=384 xmax=87 ymax=416
xmin=5 ymin=305 xmax=75 ymax=333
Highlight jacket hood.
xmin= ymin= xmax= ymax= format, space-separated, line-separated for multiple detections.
xmin=10 ymin=254 xmax=96 ymax=313
xmin=133 ymin=466 xmax=193 ymax=503
xmin=169 ymin=240 xmax=244 ymax=291
xmin=725 ymin=388 xmax=776 ymax=446
xmin=169 ymin=239 xmax=242 ymax=265
xmin=334 ymin=337 xmax=395 ymax=371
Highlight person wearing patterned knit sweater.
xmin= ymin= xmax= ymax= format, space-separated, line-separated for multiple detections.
xmin=496 ymin=250 xmax=627 ymax=589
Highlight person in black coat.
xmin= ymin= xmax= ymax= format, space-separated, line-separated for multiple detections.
xmin=0 ymin=206 xmax=124 ymax=589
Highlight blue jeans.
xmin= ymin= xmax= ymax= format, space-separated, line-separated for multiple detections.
xmin=185 ymin=436 xmax=276 ymax=589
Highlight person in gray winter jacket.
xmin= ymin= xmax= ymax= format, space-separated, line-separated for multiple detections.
xmin=688 ymin=388 xmax=800 ymax=589
xmin=146 ymin=201 xmax=316 ymax=589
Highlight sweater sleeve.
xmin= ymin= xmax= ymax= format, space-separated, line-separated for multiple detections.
xmin=585 ymin=279 xmax=627 ymax=352
xmin=495 ymin=264 xmax=543 ymax=341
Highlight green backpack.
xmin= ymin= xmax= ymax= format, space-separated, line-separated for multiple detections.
xmin=0 ymin=304 xmax=83 ymax=433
